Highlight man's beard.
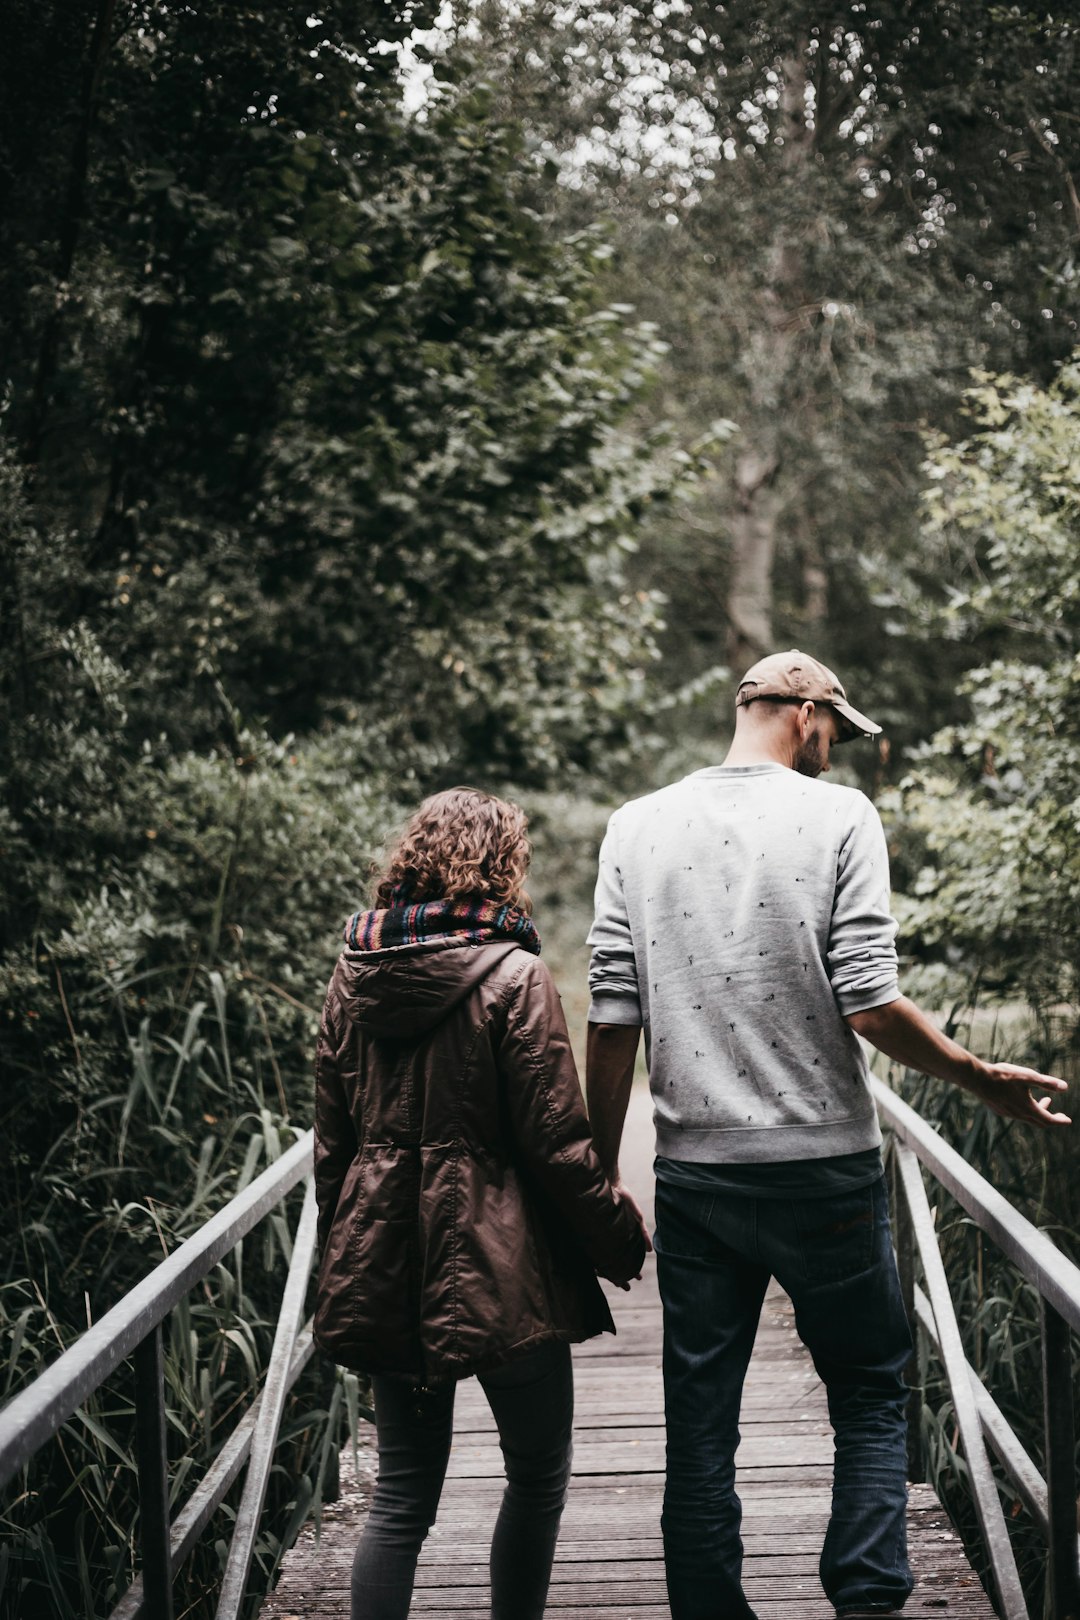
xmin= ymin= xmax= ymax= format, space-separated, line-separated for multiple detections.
xmin=794 ymin=730 xmax=825 ymax=778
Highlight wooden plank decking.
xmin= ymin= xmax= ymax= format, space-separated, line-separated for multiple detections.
xmin=264 ymin=1086 xmax=995 ymax=1619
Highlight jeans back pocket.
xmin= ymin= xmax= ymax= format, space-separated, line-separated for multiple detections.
xmin=791 ymin=1181 xmax=879 ymax=1286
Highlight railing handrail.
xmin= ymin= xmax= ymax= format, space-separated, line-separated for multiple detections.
xmin=871 ymin=1077 xmax=1080 ymax=1330
xmin=0 ymin=1127 xmax=313 ymax=1491
xmin=874 ymin=1076 xmax=1080 ymax=1620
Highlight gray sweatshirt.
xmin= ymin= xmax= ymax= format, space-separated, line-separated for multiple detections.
xmin=587 ymin=764 xmax=900 ymax=1162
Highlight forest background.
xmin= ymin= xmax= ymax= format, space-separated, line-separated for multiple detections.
xmin=1 ymin=1 xmax=1078 ymax=1616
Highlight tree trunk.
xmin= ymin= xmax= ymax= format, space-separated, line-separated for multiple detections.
xmin=724 ymin=49 xmax=812 ymax=671
xmin=25 ymin=0 xmax=117 ymax=466
xmin=727 ymin=446 xmax=780 ymax=670
xmin=802 ymin=532 xmax=829 ymax=630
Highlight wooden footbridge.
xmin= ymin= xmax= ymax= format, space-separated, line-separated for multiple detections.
xmin=262 ymin=1084 xmax=996 ymax=1620
xmin=3 ymin=1080 xmax=1079 ymax=1620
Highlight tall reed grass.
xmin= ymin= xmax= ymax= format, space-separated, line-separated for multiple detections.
xmin=891 ymin=1014 xmax=1079 ymax=1620
xmin=0 ymin=987 xmax=366 ymax=1620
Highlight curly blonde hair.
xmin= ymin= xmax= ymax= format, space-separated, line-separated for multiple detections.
xmin=373 ymin=787 xmax=532 ymax=909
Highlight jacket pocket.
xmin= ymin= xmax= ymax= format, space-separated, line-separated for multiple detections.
xmin=314 ymin=1142 xmax=422 ymax=1372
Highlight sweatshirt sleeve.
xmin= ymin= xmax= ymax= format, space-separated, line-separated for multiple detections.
xmin=498 ymin=959 xmax=646 ymax=1283
xmin=587 ymin=813 xmax=643 ymax=1026
xmin=828 ymin=794 xmax=901 ymax=1016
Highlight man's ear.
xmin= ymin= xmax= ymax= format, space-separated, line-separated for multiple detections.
xmin=797 ymin=700 xmax=816 ymax=738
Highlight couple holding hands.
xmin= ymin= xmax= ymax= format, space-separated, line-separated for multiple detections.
xmin=313 ymin=650 xmax=1069 ymax=1620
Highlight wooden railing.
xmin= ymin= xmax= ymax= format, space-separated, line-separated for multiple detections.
xmin=3 ymin=1089 xmax=1079 ymax=1619
xmin=0 ymin=1131 xmax=318 ymax=1620
xmin=875 ymin=1078 xmax=1080 ymax=1620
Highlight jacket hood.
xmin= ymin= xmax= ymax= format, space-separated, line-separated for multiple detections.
xmin=331 ymin=937 xmax=522 ymax=1040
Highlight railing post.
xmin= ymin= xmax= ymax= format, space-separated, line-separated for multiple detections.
xmin=895 ymin=1144 xmax=1028 ymax=1620
xmin=1042 ymin=1299 xmax=1080 ymax=1620
xmin=216 ymin=1178 xmax=319 ymax=1620
xmin=320 ymin=1357 xmax=340 ymax=1504
xmin=133 ymin=1321 xmax=174 ymax=1620
xmin=889 ymin=1141 xmax=925 ymax=1483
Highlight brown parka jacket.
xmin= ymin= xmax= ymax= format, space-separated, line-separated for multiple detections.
xmin=312 ymin=935 xmax=645 ymax=1385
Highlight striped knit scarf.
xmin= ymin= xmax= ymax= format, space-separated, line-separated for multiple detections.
xmin=344 ymin=890 xmax=541 ymax=956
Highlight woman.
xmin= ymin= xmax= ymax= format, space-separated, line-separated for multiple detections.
xmin=313 ymin=786 xmax=645 ymax=1620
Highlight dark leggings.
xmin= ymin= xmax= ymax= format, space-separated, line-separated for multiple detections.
xmin=351 ymin=1341 xmax=574 ymax=1620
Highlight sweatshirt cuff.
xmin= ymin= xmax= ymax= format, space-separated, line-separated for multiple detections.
xmin=587 ymin=993 xmax=643 ymax=1027
xmin=836 ymin=983 xmax=901 ymax=1017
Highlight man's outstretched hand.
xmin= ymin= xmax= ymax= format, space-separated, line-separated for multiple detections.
xmin=966 ymin=1061 xmax=1071 ymax=1127
xmin=847 ymin=996 xmax=1071 ymax=1129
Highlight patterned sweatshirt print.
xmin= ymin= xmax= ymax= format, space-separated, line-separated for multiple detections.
xmin=587 ymin=763 xmax=900 ymax=1163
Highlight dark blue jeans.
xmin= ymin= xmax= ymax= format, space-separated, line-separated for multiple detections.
xmin=351 ymin=1340 xmax=574 ymax=1620
xmin=655 ymin=1176 xmax=914 ymax=1620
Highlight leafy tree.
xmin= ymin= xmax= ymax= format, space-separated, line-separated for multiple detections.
xmin=888 ymin=354 xmax=1080 ymax=1058
xmin=467 ymin=0 xmax=1080 ymax=752
xmin=869 ymin=355 xmax=1080 ymax=1612
xmin=2 ymin=3 xmax=674 ymax=768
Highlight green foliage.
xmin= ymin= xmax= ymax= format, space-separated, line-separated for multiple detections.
xmin=871 ymin=352 xmax=1080 ymax=1614
xmin=467 ymin=0 xmax=1080 ymax=749
xmin=0 ymin=1123 xmax=342 ymax=1620
xmin=887 ymin=356 xmax=1080 ymax=1056
xmin=3 ymin=7 xmax=679 ymax=769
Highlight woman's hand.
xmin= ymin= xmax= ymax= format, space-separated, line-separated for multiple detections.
xmin=612 ymin=1177 xmax=653 ymax=1253
xmin=604 ymin=1177 xmax=652 ymax=1289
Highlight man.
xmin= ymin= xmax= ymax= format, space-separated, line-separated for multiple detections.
xmin=585 ymin=649 xmax=1069 ymax=1620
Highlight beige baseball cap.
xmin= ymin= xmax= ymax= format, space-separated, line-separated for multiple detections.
xmin=735 ymin=649 xmax=881 ymax=741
